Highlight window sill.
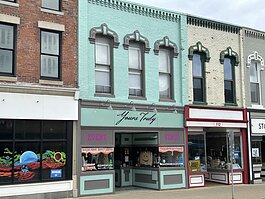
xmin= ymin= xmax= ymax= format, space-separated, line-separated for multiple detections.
xmin=0 ymin=76 xmax=17 ymax=82
xmin=39 ymin=79 xmax=63 ymax=86
xmin=192 ymin=101 xmax=208 ymax=105
xmin=251 ymin=104 xmax=263 ymax=109
xmin=94 ymin=93 xmax=115 ymax=98
xmin=128 ymin=96 xmax=147 ymax=101
xmin=41 ymin=8 xmax=64 ymax=15
xmin=224 ymin=103 xmax=238 ymax=107
xmin=159 ymin=98 xmax=176 ymax=103
xmin=0 ymin=0 xmax=19 ymax=7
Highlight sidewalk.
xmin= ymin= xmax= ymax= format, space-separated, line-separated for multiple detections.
xmin=78 ymin=183 xmax=265 ymax=199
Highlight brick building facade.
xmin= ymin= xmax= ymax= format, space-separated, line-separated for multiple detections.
xmin=0 ymin=1 xmax=78 ymax=198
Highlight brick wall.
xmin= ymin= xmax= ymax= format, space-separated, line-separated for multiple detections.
xmin=0 ymin=0 xmax=78 ymax=88
xmin=188 ymin=24 xmax=243 ymax=107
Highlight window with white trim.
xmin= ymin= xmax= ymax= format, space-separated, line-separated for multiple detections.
xmin=159 ymin=48 xmax=173 ymax=99
xmin=41 ymin=30 xmax=61 ymax=79
xmin=42 ymin=0 xmax=61 ymax=11
xmin=250 ymin=62 xmax=261 ymax=104
xmin=0 ymin=23 xmax=15 ymax=75
xmin=95 ymin=37 xmax=112 ymax=94
xmin=128 ymin=42 xmax=144 ymax=97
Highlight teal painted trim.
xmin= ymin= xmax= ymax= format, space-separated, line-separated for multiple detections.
xmin=87 ymin=0 xmax=181 ymax=23
xmin=80 ymin=174 xmax=114 ymax=195
xmin=132 ymin=169 xmax=159 ymax=189
xmin=78 ymin=0 xmax=188 ymax=107
xmin=81 ymin=108 xmax=183 ymax=128
xmin=179 ymin=15 xmax=189 ymax=106
xmin=121 ymin=168 xmax=133 ymax=186
xmin=159 ymin=170 xmax=186 ymax=190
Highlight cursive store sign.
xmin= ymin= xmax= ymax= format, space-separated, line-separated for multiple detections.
xmin=115 ymin=111 xmax=157 ymax=126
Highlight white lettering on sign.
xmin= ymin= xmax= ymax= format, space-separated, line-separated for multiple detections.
xmin=251 ymin=119 xmax=265 ymax=134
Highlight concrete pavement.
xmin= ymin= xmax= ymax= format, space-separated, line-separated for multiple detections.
xmin=78 ymin=183 xmax=265 ymax=199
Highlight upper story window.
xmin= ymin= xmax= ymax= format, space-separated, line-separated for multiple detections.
xmin=188 ymin=42 xmax=210 ymax=104
xmin=250 ymin=62 xmax=260 ymax=104
xmin=95 ymin=37 xmax=113 ymax=94
xmin=220 ymin=47 xmax=239 ymax=105
xmin=192 ymin=52 xmax=206 ymax=102
xmin=224 ymin=57 xmax=236 ymax=104
xmin=159 ymin=48 xmax=173 ymax=99
xmin=0 ymin=23 xmax=15 ymax=76
xmin=40 ymin=30 xmax=61 ymax=79
xmin=42 ymin=0 xmax=61 ymax=11
xmin=154 ymin=36 xmax=178 ymax=101
xmin=89 ymin=24 xmax=119 ymax=96
xmin=124 ymin=30 xmax=150 ymax=98
xmin=128 ymin=42 xmax=144 ymax=97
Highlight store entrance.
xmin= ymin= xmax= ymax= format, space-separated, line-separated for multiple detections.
xmin=188 ymin=129 xmax=243 ymax=187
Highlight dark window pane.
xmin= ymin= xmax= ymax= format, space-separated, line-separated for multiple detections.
xmin=251 ymin=83 xmax=260 ymax=104
xmin=42 ymin=142 xmax=67 ymax=180
xmin=14 ymin=142 xmax=41 ymax=183
xmin=15 ymin=120 xmax=41 ymax=140
xmin=193 ymin=78 xmax=203 ymax=102
xmin=43 ymin=121 xmax=66 ymax=139
xmin=0 ymin=143 xmax=13 ymax=184
xmin=224 ymin=80 xmax=234 ymax=103
xmin=224 ymin=58 xmax=233 ymax=80
xmin=0 ymin=120 xmax=13 ymax=140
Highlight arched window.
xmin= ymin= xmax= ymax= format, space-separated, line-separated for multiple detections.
xmin=154 ymin=36 xmax=178 ymax=100
xmin=124 ymin=31 xmax=150 ymax=98
xmin=89 ymin=24 xmax=119 ymax=95
xmin=220 ymin=47 xmax=239 ymax=104
xmin=247 ymin=51 xmax=264 ymax=105
xmin=189 ymin=42 xmax=210 ymax=103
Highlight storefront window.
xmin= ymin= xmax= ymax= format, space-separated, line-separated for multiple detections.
xmin=188 ymin=134 xmax=206 ymax=172
xmin=159 ymin=146 xmax=184 ymax=167
xmin=0 ymin=119 xmax=72 ymax=185
xmin=251 ymin=141 xmax=262 ymax=164
xmin=206 ymin=132 xmax=243 ymax=170
xmin=82 ymin=148 xmax=114 ymax=171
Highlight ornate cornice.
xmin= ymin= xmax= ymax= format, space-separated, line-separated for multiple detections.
xmin=187 ymin=16 xmax=240 ymax=34
xmin=89 ymin=23 xmax=120 ymax=48
xmin=154 ymin=36 xmax=178 ymax=58
xmin=123 ymin=30 xmax=150 ymax=53
xmin=247 ymin=51 xmax=265 ymax=69
xmin=245 ymin=29 xmax=265 ymax=40
xmin=188 ymin=42 xmax=210 ymax=62
xmin=220 ymin=47 xmax=239 ymax=66
xmin=87 ymin=0 xmax=180 ymax=22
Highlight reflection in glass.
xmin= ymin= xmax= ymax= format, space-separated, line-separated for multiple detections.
xmin=188 ymin=134 xmax=206 ymax=172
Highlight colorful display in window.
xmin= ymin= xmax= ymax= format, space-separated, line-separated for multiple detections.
xmin=0 ymin=148 xmax=66 ymax=182
xmin=82 ymin=148 xmax=114 ymax=171
xmin=159 ymin=146 xmax=184 ymax=167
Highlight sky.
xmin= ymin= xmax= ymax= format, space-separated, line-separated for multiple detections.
xmin=126 ymin=0 xmax=265 ymax=31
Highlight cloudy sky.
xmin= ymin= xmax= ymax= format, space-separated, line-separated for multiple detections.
xmin=126 ymin=0 xmax=264 ymax=31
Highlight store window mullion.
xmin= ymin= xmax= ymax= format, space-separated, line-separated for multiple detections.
xmin=40 ymin=120 xmax=43 ymax=181
xmin=12 ymin=120 xmax=15 ymax=183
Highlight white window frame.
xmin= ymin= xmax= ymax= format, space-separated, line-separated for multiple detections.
xmin=128 ymin=43 xmax=144 ymax=97
xmin=159 ymin=48 xmax=172 ymax=100
xmin=95 ymin=37 xmax=112 ymax=94
xmin=250 ymin=61 xmax=262 ymax=105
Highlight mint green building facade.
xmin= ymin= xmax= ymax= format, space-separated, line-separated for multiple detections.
xmin=78 ymin=0 xmax=188 ymax=196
